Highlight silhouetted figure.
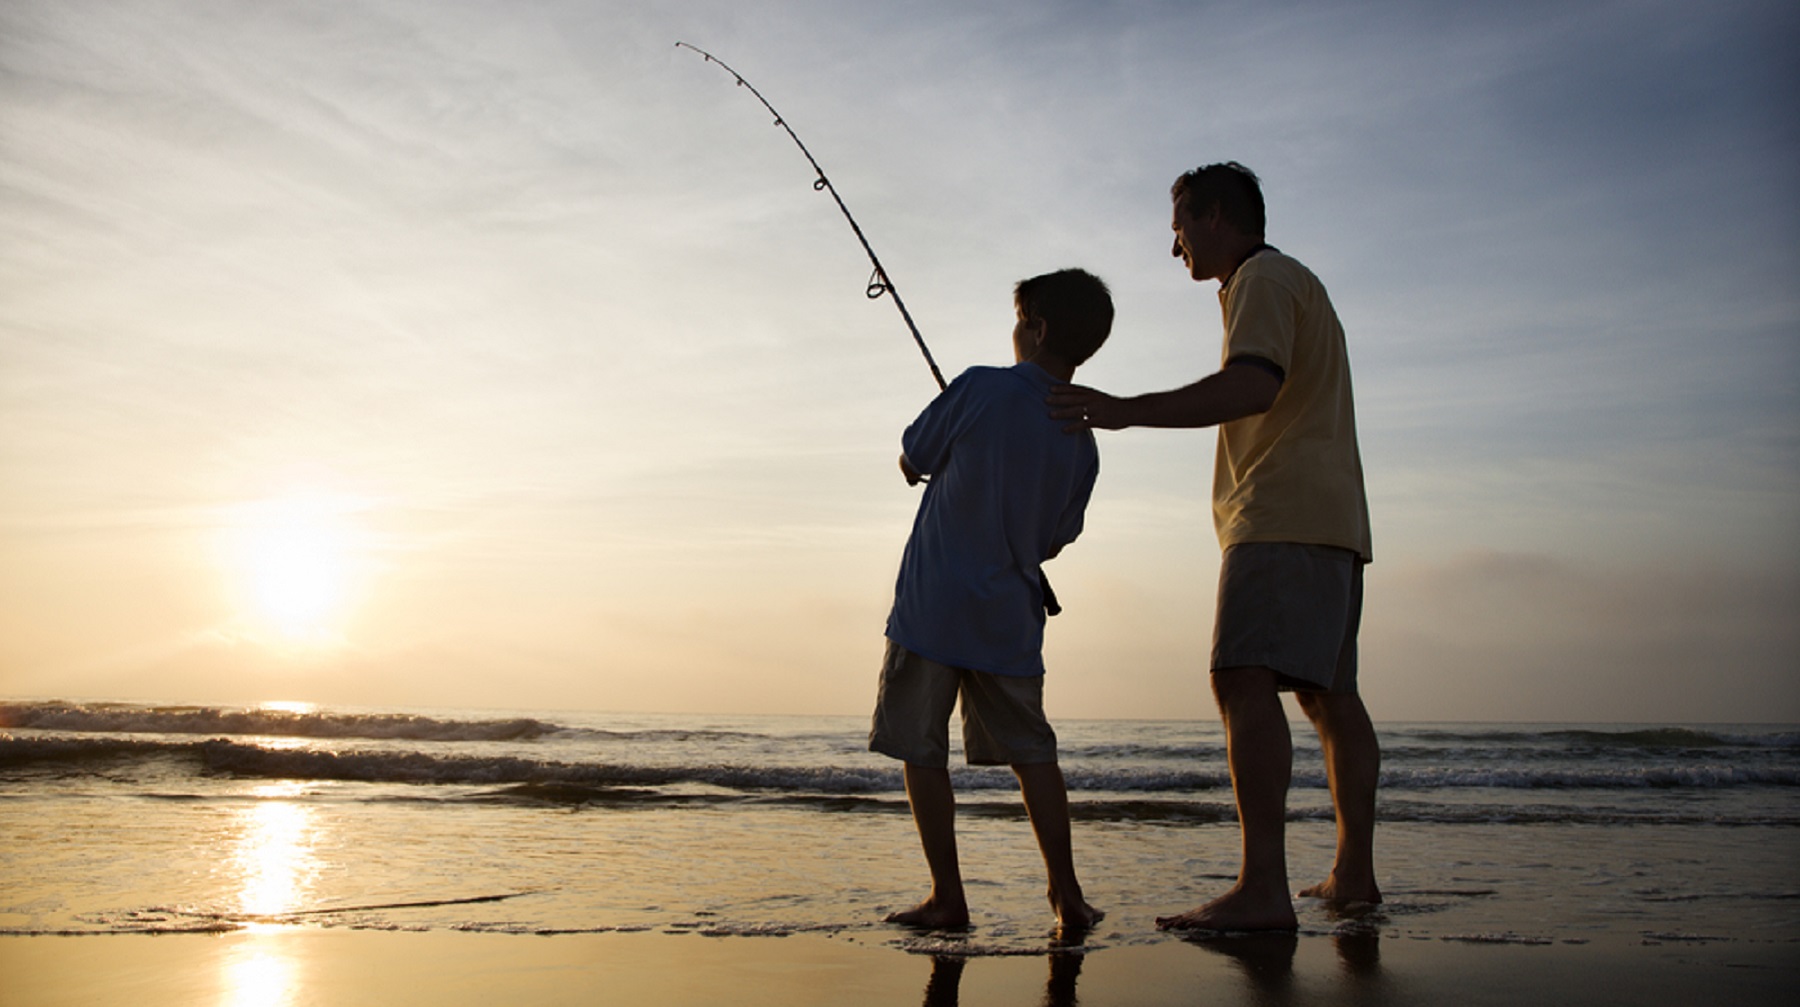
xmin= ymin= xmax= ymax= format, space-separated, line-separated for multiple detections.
xmin=872 ymin=270 xmax=1114 ymax=933
xmin=1050 ymin=163 xmax=1380 ymax=931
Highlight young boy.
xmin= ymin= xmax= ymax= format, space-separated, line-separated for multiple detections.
xmin=870 ymin=267 xmax=1113 ymax=931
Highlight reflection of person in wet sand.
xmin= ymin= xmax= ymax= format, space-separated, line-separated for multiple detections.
xmin=1049 ymin=163 xmax=1380 ymax=930
xmin=870 ymin=269 xmax=1113 ymax=932
xmin=920 ymin=952 xmax=1084 ymax=1007
xmin=1179 ymin=928 xmax=1385 ymax=1002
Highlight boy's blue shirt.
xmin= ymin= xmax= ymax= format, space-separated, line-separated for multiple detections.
xmin=885 ymin=361 xmax=1099 ymax=677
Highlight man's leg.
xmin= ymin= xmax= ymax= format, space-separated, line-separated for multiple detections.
xmin=1012 ymin=761 xmax=1104 ymax=929
xmin=1294 ymin=691 xmax=1381 ymax=903
xmin=1158 ymin=666 xmax=1299 ymax=931
xmin=886 ymin=764 xmax=971 ymax=927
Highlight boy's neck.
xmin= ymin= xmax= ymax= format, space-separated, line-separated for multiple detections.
xmin=1023 ymin=355 xmax=1077 ymax=383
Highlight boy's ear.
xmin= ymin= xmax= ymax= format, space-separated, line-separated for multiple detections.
xmin=1025 ymin=316 xmax=1049 ymax=347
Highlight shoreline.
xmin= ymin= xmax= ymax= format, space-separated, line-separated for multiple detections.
xmin=4 ymin=927 xmax=1795 ymax=1007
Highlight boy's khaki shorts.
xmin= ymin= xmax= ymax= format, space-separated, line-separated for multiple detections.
xmin=868 ymin=640 xmax=1058 ymax=768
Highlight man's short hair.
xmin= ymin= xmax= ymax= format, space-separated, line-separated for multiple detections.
xmin=1015 ymin=268 xmax=1113 ymax=367
xmin=1172 ymin=162 xmax=1266 ymax=238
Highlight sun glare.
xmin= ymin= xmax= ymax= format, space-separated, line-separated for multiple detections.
xmin=221 ymin=490 xmax=370 ymax=649
xmin=222 ymin=948 xmax=297 ymax=1007
xmin=235 ymin=783 xmax=318 ymax=918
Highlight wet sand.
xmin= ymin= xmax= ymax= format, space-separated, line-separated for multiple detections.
xmin=4 ymin=927 xmax=1795 ymax=1006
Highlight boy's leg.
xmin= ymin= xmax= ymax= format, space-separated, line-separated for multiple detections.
xmin=1157 ymin=666 xmax=1298 ymax=931
xmin=959 ymin=670 xmax=1102 ymax=929
xmin=888 ymin=763 xmax=970 ymax=927
xmin=1012 ymin=761 xmax=1103 ymax=929
xmin=871 ymin=642 xmax=971 ymax=928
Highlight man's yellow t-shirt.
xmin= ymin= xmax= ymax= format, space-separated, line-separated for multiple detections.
xmin=1213 ymin=250 xmax=1372 ymax=562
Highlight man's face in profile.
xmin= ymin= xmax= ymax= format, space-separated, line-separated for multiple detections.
xmin=1171 ymin=194 xmax=1222 ymax=283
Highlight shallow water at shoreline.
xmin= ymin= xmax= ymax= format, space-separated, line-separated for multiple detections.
xmin=3 ymin=702 xmax=1797 ymax=958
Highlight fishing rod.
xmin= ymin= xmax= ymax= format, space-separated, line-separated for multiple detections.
xmin=675 ymin=41 xmax=946 ymax=392
xmin=677 ymin=42 xmax=1061 ymax=615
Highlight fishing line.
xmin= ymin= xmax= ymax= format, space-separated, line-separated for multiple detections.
xmin=677 ymin=42 xmax=1062 ymax=615
xmin=675 ymin=41 xmax=945 ymax=392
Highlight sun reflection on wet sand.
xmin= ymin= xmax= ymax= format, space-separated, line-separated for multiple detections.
xmin=219 ymin=782 xmax=321 ymax=1006
xmin=222 ymin=947 xmax=297 ymax=1007
xmin=233 ymin=782 xmax=320 ymax=920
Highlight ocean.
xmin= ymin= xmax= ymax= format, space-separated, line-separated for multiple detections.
xmin=3 ymin=701 xmax=1797 ymax=958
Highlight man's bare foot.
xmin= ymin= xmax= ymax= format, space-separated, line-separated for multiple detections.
xmin=885 ymin=896 xmax=970 ymax=929
xmin=1296 ymin=872 xmax=1381 ymax=904
xmin=1156 ymin=883 xmax=1298 ymax=932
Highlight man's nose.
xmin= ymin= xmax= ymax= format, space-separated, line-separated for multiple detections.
xmin=1171 ymin=237 xmax=1183 ymax=258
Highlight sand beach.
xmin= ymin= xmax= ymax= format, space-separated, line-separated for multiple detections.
xmin=5 ymin=925 xmax=1797 ymax=1006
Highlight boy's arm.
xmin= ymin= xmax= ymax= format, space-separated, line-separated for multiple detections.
xmin=1045 ymin=452 xmax=1098 ymax=561
xmin=899 ymin=369 xmax=976 ymax=482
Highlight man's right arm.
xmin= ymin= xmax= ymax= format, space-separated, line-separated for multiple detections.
xmin=1046 ymin=361 xmax=1281 ymax=432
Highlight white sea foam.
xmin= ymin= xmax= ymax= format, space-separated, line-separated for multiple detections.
xmin=0 ymin=701 xmax=561 ymax=742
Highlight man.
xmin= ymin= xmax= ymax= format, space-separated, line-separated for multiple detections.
xmin=1047 ymin=162 xmax=1379 ymax=931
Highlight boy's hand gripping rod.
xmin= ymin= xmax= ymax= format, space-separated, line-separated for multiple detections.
xmin=677 ymin=42 xmax=1061 ymax=616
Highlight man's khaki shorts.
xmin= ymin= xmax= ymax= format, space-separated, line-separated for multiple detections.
xmin=868 ymin=640 xmax=1058 ymax=768
xmin=1212 ymin=542 xmax=1364 ymax=693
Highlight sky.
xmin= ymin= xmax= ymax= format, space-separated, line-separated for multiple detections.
xmin=2 ymin=0 xmax=1795 ymax=722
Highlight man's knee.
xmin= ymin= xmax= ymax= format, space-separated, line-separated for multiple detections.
xmin=1211 ymin=665 xmax=1279 ymax=709
xmin=1294 ymin=689 xmax=1328 ymax=721
xmin=1297 ymin=690 xmax=1374 ymax=738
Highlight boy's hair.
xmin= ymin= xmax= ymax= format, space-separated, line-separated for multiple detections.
xmin=1014 ymin=268 xmax=1113 ymax=367
xmin=1171 ymin=162 xmax=1266 ymax=238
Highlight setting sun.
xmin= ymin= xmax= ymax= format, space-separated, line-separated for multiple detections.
xmin=219 ymin=491 xmax=370 ymax=649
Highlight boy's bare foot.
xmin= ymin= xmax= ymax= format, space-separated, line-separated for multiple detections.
xmin=1049 ymin=890 xmax=1105 ymax=930
xmin=1297 ymin=871 xmax=1382 ymax=904
xmin=885 ymin=896 xmax=970 ymax=929
xmin=1155 ymin=883 xmax=1298 ymax=932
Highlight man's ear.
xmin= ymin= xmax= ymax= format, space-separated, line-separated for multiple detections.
xmin=1025 ymin=316 xmax=1049 ymax=350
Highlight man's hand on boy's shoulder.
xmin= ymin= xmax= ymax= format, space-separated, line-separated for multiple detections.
xmin=1047 ymin=383 xmax=1127 ymax=433
xmin=899 ymin=453 xmax=924 ymax=486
